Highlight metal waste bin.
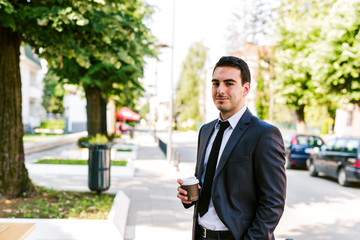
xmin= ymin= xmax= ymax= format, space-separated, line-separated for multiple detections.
xmin=87 ymin=144 xmax=112 ymax=193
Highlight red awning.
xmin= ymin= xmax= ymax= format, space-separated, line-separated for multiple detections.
xmin=116 ymin=107 xmax=141 ymax=121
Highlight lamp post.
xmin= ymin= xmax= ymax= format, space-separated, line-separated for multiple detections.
xmin=167 ymin=0 xmax=175 ymax=162
xmin=153 ymin=43 xmax=170 ymax=142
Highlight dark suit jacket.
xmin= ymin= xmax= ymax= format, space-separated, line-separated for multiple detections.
xmin=184 ymin=109 xmax=286 ymax=240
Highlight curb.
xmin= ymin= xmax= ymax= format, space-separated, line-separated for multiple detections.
xmin=24 ymin=132 xmax=87 ymax=154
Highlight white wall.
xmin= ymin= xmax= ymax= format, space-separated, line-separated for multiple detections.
xmin=63 ymin=92 xmax=87 ymax=133
xmin=20 ymin=46 xmax=46 ymax=130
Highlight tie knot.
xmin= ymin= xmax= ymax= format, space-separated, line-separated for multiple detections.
xmin=219 ymin=121 xmax=230 ymax=132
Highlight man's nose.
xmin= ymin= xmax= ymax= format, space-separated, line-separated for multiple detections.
xmin=217 ymin=83 xmax=226 ymax=95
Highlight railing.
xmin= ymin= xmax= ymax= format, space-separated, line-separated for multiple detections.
xmin=158 ymin=137 xmax=167 ymax=156
xmin=156 ymin=136 xmax=180 ymax=171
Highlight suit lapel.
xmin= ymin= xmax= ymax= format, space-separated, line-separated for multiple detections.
xmin=197 ymin=120 xmax=217 ymax=179
xmin=214 ymin=109 xmax=252 ymax=179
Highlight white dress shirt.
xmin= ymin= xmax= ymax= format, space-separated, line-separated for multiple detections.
xmin=198 ymin=106 xmax=247 ymax=230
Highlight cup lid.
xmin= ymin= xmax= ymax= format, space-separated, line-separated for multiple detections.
xmin=182 ymin=177 xmax=199 ymax=185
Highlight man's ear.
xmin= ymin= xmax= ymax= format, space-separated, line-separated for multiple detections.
xmin=243 ymin=82 xmax=250 ymax=96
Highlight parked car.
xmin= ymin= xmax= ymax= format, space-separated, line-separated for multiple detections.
xmin=307 ymin=137 xmax=360 ymax=186
xmin=283 ymin=133 xmax=324 ymax=169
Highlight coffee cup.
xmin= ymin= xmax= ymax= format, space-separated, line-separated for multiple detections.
xmin=182 ymin=177 xmax=199 ymax=201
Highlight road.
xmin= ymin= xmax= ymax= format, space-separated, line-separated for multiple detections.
xmin=169 ymin=131 xmax=360 ymax=240
xmin=25 ymin=130 xmax=360 ymax=239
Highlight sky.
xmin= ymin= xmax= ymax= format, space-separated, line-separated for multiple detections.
xmin=142 ymin=0 xmax=248 ymax=102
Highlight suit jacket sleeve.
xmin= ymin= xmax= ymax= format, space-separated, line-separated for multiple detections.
xmin=244 ymin=126 xmax=286 ymax=240
xmin=182 ymin=125 xmax=204 ymax=209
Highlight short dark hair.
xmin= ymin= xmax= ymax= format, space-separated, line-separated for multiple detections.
xmin=213 ymin=56 xmax=251 ymax=84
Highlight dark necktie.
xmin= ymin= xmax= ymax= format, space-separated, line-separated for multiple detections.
xmin=198 ymin=121 xmax=230 ymax=217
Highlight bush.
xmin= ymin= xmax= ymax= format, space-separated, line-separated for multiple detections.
xmin=77 ymin=136 xmax=91 ymax=148
xmin=39 ymin=120 xmax=65 ymax=130
xmin=78 ymin=134 xmax=112 ymax=148
xmin=88 ymin=134 xmax=109 ymax=144
xmin=108 ymin=133 xmax=122 ymax=141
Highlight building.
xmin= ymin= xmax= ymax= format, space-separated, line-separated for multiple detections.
xmin=334 ymin=103 xmax=360 ymax=137
xmin=63 ymin=89 xmax=116 ymax=134
xmin=63 ymin=91 xmax=87 ymax=133
xmin=20 ymin=45 xmax=46 ymax=132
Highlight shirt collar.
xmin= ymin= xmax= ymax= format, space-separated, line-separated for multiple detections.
xmin=216 ymin=106 xmax=247 ymax=129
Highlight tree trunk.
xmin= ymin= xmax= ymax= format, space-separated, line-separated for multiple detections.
xmin=100 ymin=96 xmax=108 ymax=137
xmin=0 ymin=25 xmax=35 ymax=198
xmin=85 ymin=85 xmax=107 ymax=137
xmin=295 ymin=105 xmax=307 ymax=134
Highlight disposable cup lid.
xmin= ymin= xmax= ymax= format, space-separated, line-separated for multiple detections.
xmin=182 ymin=177 xmax=199 ymax=185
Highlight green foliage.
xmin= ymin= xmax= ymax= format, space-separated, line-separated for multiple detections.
xmin=39 ymin=120 xmax=65 ymax=130
xmin=1 ymin=0 xmax=156 ymax=136
xmin=8 ymin=186 xmax=115 ymax=219
xmin=255 ymin=68 xmax=269 ymax=120
xmin=310 ymin=0 xmax=360 ymax=104
xmin=42 ymin=71 xmax=65 ymax=114
xmin=116 ymin=148 xmax=132 ymax=152
xmin=77 ymin=136 xmax=92 ymax=148
xmin=88 ymin=134 xmax=109 ymax=144
xmin=35 ymin=158 xmax=127 ymax=166
xmin=273 ymin=0 xmax=336 ymax=131
xmin=273 ymin=0 xmax=360 ymax=132
xmin=50 ymin=56 xmax=145 ymax=108
xmin=0 ymin=0 xmax=156 ymax=69
xmin=175 ymin=42 xmax=208 ymax=128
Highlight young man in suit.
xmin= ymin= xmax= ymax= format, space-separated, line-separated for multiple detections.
xmin=177 ymin=56 xmax=286 ymax=240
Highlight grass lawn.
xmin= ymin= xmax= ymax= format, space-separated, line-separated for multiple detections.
xmin=35 ymin=159 xmax=127 ymax=166
xmin=0 ymin=186 xmax=115 ymax=219
xmin=116 ymin=148 xmax=132 ymax=152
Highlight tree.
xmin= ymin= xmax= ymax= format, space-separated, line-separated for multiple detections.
xmin=311 ymin=0 xmax=360 ymax=109
xmin=175 ymin=42 xmax=208 ymax=129
xmin=0 ymin=0 xmax=155 ymax=198
xmin=226 ymin=0 xmax=279 ymax=122
xmin=42 ymin=72 xmax=65 ymax=115
xmin=49 ymin=57 xmax=145 ymax=136
xmin=226 ymin=0 xmax=279 ymax=53
xmin=273 ymin=0 xmax=334 ymax=133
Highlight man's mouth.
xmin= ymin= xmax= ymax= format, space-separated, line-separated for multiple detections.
xmin=216 ymin=96 xmax=228 ymax=102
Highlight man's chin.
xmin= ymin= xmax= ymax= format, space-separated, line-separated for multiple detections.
xmin=215 ymin=104 xmax=228 ymax=112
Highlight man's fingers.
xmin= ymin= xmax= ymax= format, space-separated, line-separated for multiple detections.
xmin=177 ymin=193 xmax=192 ymax=204
xmin=177 ymin=179 xmax=192 ymax=204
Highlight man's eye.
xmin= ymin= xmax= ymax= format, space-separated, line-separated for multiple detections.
xmin=226 ymin=82 xmax=234 ymax=86
xmin=213 ymin=82 xmax=219 ymax=86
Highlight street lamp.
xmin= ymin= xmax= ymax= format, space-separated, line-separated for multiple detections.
xmin=152 ymin=43 xmax=170 ymax=142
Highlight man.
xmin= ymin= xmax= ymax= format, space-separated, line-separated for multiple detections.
xmin=177 ymin=56 xmax=286 ymax=240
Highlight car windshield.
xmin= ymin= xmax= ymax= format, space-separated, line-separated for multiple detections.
xmin=297 ymin=136 xmax=323 ymax=147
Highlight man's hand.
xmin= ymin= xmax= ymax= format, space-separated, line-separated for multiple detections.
xmin=177 ymin=179 xmax=200 ymax=204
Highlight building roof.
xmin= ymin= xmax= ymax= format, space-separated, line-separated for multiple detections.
xmin=24 ymin=45 xmax=42 ymax=67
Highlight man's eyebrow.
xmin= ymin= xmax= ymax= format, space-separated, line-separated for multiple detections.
xmin=211 ymin=79 xmax=237 ymax=82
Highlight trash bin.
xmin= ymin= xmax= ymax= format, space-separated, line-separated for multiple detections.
xmin=87 ymin=144 xmax=112 ymax=193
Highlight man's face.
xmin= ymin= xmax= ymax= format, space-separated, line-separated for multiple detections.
xmin=212 ymin=66 xmax=250 ymax=120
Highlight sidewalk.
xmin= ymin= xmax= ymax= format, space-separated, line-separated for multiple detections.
xmin=2 ymin=130 xmax=196 ymax=240
xmin=119 ymin=131 xmax=194 ymax=240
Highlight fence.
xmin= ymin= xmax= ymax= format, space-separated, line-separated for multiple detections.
xmin=156 ymin=136 xmax=180 ymax=171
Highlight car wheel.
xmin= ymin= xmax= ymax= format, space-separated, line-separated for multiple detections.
xmin=308 ymin=160 xmax=318 ymax=177
xmin=338 ymin=168 xmax=349 ymax=186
